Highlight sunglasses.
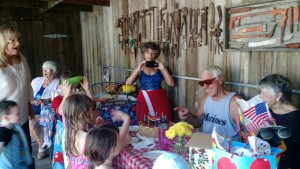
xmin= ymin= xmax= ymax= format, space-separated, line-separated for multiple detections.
xmin=198 ymin=77 xmax=217 ymax=87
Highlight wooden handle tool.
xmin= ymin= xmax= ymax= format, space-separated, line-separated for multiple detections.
xmin=241 ymin=25 xmax=267 ymax=33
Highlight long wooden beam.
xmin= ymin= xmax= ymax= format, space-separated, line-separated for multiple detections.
xmin=0 ymin=0 xmax=47 ymax=8
xmin=62 ymin=0 xmax=110 ymax=6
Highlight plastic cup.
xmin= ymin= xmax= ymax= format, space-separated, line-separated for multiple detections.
xmin=158 ymin=124 xmax=170 ymax=150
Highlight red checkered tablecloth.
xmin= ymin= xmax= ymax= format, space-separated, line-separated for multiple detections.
xmin=112 ymin=133 xmax=190 ymax=169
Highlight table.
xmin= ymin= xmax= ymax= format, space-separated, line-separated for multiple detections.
xmin=113 ymin=132 xmax=190 ymax=169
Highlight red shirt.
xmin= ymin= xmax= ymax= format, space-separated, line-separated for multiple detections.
xmin=52 ymin=95 xmax=63 ymax=114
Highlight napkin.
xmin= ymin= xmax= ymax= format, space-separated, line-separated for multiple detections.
xmin=132 ymin=139 xmax=156 ymax=150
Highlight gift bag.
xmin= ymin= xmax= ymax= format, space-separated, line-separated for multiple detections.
xmin=213 ymin=141 xmax=282 ymax=169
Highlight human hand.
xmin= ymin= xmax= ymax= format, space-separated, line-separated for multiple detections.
xmin=138 ymin=60 xmax=146 ymax=71
xmin=60 ymin=80 xmax=72 ymax=96
xmin=80 ymin=76 xmax=89 ymax=91
xmin=174 ymin=106 xmax=189 ymax=120
xmin=155 ymin=60 xmax=165 ymax=71
xmin=31 ymin=100 xmax=42 ymax=106
xmin=110 ymin=109 xmax=130 ymax=122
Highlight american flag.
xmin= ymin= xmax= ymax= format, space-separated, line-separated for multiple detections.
xmin=243 ymin=102 xmax=271 ymax=134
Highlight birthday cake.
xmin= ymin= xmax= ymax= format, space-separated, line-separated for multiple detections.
xmin=138 ymin=113 xmax=167 ymax=138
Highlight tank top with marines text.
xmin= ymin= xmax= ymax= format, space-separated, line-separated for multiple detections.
xmin=202 ymin=92 xmax=239 ymax=139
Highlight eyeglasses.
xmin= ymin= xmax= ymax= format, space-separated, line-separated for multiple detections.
xmin=8 ymin=38 xmax=22 ymax=44
xmin=198 ymin=77 xmax=217 ymax=87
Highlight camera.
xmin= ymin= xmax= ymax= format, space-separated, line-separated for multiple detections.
xmin=145 ymin=61 xmax=158 ymax=67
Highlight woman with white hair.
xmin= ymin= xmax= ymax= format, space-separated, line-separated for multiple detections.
xmin=30 ymin=60 xmax=60 ymax=159
xmin=258 ymin=74 xmax=300 ymax=169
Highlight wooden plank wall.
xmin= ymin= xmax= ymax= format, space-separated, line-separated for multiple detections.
xmin=0 ymin=7 xmax=83 ymax=79
xmin=80 ymin=0 xmax=300 ymax=113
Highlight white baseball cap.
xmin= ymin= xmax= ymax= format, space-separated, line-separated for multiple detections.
xmin=152 ymin=152 xmax=190 ymax=169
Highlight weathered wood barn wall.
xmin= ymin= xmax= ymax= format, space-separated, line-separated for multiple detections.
xmin=0 ymin=7 xmax=83 ymax=78
xmin=81 ymin=0 xmax=300 ymax=115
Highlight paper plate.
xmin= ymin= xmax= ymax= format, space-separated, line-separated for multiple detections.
xmin=136 ymin=133 xmax=158 ymax=142
xmin=129 ymin=125 xmax=139 ymax=132
xmin=143 ymin=150 xmax=168 ymax=159
xmin=67 ymin=76 xmax=83 ymax=86
xmin=131 ymin=137 xmax=139 ymax=144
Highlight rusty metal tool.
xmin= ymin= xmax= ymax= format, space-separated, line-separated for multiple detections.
xmin=194 ymin=8 xmax=200 ymax=34
xmin=230 ymin=24 xmax=277 ymax=39
xmin=181 ymin=7 xmax=188 ymax=49
xmin=196 ymin=14 xmax=203 ymax=47
xmin=213 ymin=5 xmax=223 ymax=54
xmin=284 ymin=43 xmax=300 ymax=48
xmin=229 ymin=7 xmax=288 ymax=30
xmin=141 ymin=9 xmax=148 ymax=39
xmin=241 ymin=24 xmax=267 ymax=33
xmin=279 ymin=8 xmax=288 ymax=43
xmin=228 ymin=1 xmax=290 ymax=14
xmin=188 ymin=28 xmax=196 ymax=48
xmin=296 ymin=6 xmax=300 ymax=31
xmin=149 ymin=6 xmax=157 ymax=41
xmin=201 ymin=6 xmax=208 ymax=46
xmin=290 ymin=7 xmax=294 ymax=33
xmin=189 ymin=8 xmax=193 ymax=32
xmin=210 ymin=2 xmax=215 ymax=30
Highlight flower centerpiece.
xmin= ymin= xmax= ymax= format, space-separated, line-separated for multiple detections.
xmin=165 ymin=122 xmax=194 ymax=153
xmin=121 ymin=85 xmax=136 ymax=94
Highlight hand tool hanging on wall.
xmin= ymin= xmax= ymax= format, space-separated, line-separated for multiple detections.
xmin=229 ymin=7 xmax=288 ymax=30
xmin=228 ymin=1 xmax=292 ymax=14
xmin=196 ymin=14 xmax=203 ymax=47
xmin=180 ymin=7 xmax=188 ymax=50
xmin=296 ymin=6 xmax=300 ymax=31
xmin=230 ymin=24 xmax=277 ymax=39
xmin=149 ymin=6 xmax=157 ymax=41
xmin=290 ymin=7 xmax=294 ymax=33
xmin=131 ymin=11 xmax=140 ymax=39
xmin=210 ymin=5 xmax=224 ymax=54
xmin=141 ymin=9 xmax=148 ymax=39
xmin=241 ymin=24 xmax=267 ymax=33
xmin=210 ymin=2 xmax=215 ymax=30
xmin=157 ymin=4 xmax=167 ymax=45
xmin=201 ymin=6 xmax=208 ymax=46
xmin=194 ymin=8 xmax=200 ymax=35
xmin=279 ymin=8 xmax=288 ymax=43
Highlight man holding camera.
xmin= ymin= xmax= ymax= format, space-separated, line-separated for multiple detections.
xmin=126 ymin=42 xmax=175 ymax=123
xmin=175 ymin=65 xmax=242 ymax=139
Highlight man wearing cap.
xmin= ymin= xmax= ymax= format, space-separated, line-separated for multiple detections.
xmin=175 ymin=65 xmax=242 ymax=139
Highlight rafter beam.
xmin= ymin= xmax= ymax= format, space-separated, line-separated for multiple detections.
xmin=40 ymin=0 xmax=63 ymax=13
xmin=0 ymin=0 xmax=47 ymax=8
xmin=62 ymin=0 xmax=110 ymax=6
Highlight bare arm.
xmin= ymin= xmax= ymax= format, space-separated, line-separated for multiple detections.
xmin=57 ymin=80 xmax=72 ymax=116
xmin=229 ymin=94 xmax=243 ymax=124
xmin=175 ymin=94 xmax=207 ymax=128
xmin=126 ymin=61 xmax=146 ymax=85
xmin=80 ymin=76 xmax=93 ymax=100
xmin=156 ymin=60 xmax=175 ymax=86
xmin=110 ymin=110 xmax=130 ymax=148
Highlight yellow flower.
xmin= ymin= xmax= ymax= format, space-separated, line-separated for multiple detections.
xmin=122 ymin=85 xmax=136 ymax=93
xmin=165 ymin=122 xmax=194 ymax=139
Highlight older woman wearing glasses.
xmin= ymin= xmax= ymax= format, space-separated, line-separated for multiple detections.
xmin=0 ymin=25 xmax=35 ymax=168
xmin=175 ymin=65 xmax=242 ymax=139
xmin=30 ymin=60 xmax=60 ymax=159
xmin=258 ymin=74 xmax=300 ymax=169
xmin=126 ymin=42 xmax=175 ymax=123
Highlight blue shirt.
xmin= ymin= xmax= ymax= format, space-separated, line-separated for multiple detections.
xmin=139 ymin=70 xmax=162 ymax=90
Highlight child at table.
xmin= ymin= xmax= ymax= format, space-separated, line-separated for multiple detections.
xmin=0 ymin=100 xmax=33 ymax=169
xmin=64 ymin=94 xmax=130 ymax=169
xmin=52 ymin=72 xmax=93 ymax=119
xmin=84 ymin=121 xmax=130 ymax=169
